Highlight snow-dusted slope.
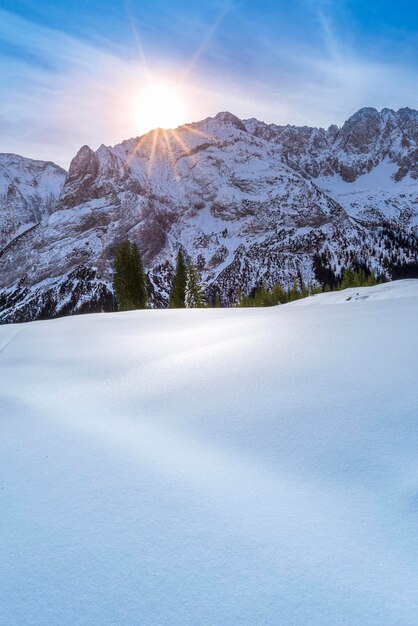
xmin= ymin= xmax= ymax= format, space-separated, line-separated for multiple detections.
xmin=1 ymin=280 xmax=418 ymax=624
xmin=316 ymin=160 xmax=418 ymax=227
xmin=1 ymin=108 xmax=418 ymax=322
xmin=0 ymin=154 xmax=66 ymax=249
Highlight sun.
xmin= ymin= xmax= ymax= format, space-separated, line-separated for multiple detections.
xmin=133 ymin=82 xmax=186 ymax=136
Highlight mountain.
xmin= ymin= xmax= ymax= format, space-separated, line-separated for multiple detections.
xmin=1 ymin=108 xmax=417 ymax=322
xmin=0 ymin=154 xmax=65 ymax=248
xmin=245 ymin=107 xmax=418 ymax=181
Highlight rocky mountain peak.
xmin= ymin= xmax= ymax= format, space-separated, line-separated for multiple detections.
xmin=211 ymin=111 xmax=248 ymax=132
xmin=337 ymin=107 xmax=383 ymax=151
xmin=58 ymin=145 xmax=99 ymax=210
xmin=65 ymin=145 xmax=100 ymax=184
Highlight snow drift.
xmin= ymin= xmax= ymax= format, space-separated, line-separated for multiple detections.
xmin=1 ymin=280 xmax=418 ymax=624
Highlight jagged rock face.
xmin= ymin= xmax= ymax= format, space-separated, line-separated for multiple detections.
xmin=0 ymin=108 xmax=418 ymax=322
xmin=0 ymin=265 xmax=113 ymax=323
xmin=0 ymin=154 xmax=65 ymax=248
xmin=244 ymin=107 xmax=418 ymax=182
xmin=243 ymin=119 xmax=331 ymax=178
xmin=57 ymin=144 xmax=138 ymax=210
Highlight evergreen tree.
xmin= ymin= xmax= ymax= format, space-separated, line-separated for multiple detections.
xmin=309 ymin=283 xmax=322 ymax=295
xmin=300 ymin=280 xmax=309 ymax=298
xmin=236 ymin=277 xmax=326 ymax=307
xmin=339 ymin=267 xmax=369 ymax=290
xmin=185 ymin=261 xmax=204 ymax=308
xmin=287 ymin=280 xmax=301 ymax=302
xmin=113 ymin=241 xmax=147 ymax=311
xmin=312 ymin=252 xmax=338 ymax=290
xmin=169 ymin=249 xmax=187 ymax=308
xmin=254 ymin=284 xmax=272 ymax=307
xmin=214 ymin=293 xmax=222 ymax=308
xmin=269 ymin=283 xmax=285 ymax=305
xmin=238 ymin=293 xmax=255 ymax=307
xmin=367 ymin=272 xmax=378 ymax=286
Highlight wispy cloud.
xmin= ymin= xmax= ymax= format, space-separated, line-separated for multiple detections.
xmin=1 ymin=4 xmax=418 ymax=167
xmin=0 ymin=10 xmax=152 ymax=165
xmin=238 ymin=3 xmax=418 ymax=127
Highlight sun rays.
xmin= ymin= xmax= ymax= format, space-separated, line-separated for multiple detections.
xmin=133 ymin=82 xmax=186 ymax=136
xmin=122 ymin=0 xmax=229 ymax=178
xmin=126 ymin=76 xmax=215 ymax=177
xmin=126 ymin=120 xmax=216 ymax=178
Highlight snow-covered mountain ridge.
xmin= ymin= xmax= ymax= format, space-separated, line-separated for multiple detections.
xmin=245 ymin=107 xmax=418 ymax=181
xmin=1 ymin=107 xmax=417 ymax=322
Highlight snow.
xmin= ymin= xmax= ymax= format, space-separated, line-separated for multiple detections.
xmin=0 ymin=153 xmax=66 ymax=248
xmin=316 ymin=160 xmax=415 ymax=195
xmin=316 ymin=161 xmax=418 ymax=224
xmin=0 ymin=154 xmax=65 ymax=199
xmin=289 ymin=278 xmax=418 ymax=305
xmin=1 ymin=280 xmax=418 ymax=625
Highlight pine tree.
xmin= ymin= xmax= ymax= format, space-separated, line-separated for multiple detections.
xmin=214 ymin=293 xmax=222 ymax=308
xmin=238 ymin=292 xmax=255 ymax=307
xmin=169 ymin=249 xmax=187 ymax=308
xmin=287 ymin=280 xmax=301 ymax=302
xmin=185 ymin=261 xmax=204 ymax=308
xmin=309 ymin=283 xmax=322 ymax=295
xmin=300 ymin=280 xmax=309 ymax=298
xmin=113 ymin=241 xmax=147 ymax=311
xmin=367 ymin=272 xmax=378 ymax=286
xmin=254 ymin=284 xmax=271 ymax=307
xmin=270 ymin=283 xmax=287 ymax=305
xmin=339 ymin=267 xmax=369 ymax=290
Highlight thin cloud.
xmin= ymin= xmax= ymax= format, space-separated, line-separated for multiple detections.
xmin=1 ymin=6 xmax=418 ymax=167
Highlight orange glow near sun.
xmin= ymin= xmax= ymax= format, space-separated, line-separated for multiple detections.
xmin=133 ymin=82 xmax=186 ymax=136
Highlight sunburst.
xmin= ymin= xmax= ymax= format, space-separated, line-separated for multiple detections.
xmin=124 ymin=1 xmax=228 ymax=175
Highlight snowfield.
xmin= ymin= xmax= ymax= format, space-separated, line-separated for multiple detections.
xmin=1 ymin=280 xmax=418 ymax=625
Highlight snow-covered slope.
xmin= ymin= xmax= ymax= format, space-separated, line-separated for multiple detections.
xmin=316 ymin=159 xmax=418 ymax=227
xmin=1 ymin=280 xmax=418 ymax=624
xmin=1 ymin=108 xmax=418 ymax=322
xmin=0 ymin=154 xmax=66 ymax=249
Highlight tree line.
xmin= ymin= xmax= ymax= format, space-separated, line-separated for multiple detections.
xmin=113 ymin=243 xmax=204 ymax=310
xmin=237 ymin=267 xmax=381 ymax=307
xmin=112 ymin=240 xmax=384 ymax=311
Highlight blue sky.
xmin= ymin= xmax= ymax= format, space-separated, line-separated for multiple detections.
xmin=1 ymin=0 xmax=418 ymax=166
